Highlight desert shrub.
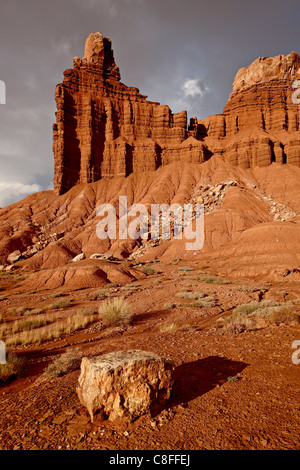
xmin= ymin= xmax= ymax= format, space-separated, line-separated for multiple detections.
xmin=51 ymin=298 xmax=71 ymax=309
xmin=44 ymin=348 xmax=81 ymax=379
xmin=175 ymin=291 xmax=215 ymax=307
xmin=6 ymin=314 xmax=94 ymax=346
xmin=164 ymin=302 xmax=176 ymax=309
xmin=200 ymin=276 xmax=230 ymax=284
xmin=269 ymin=307 xmax=300 ymax=326
xmin=236 ymin=285 xmax=259 ymax=293
xmin=224 ymin=318 xmax=256 ymax=334
xmin=28 ymin=308 xmax=43 ymax=315
xmin=89 ymin=289 xmax=113 ymax=301
xmin=7 ymin=306 xmax=28 ymax=315
xmin=229 ymin=300 xmax=278 ymax=326
xmin=50 ymin=314 xmax=94 ymax=336
xmin=233 ymin=302 xmax=261 ymax=317
xmin=49 ymin=292 xmax=64 ymax=299
xmin=163 ymin=302 xmax=183 ymax=309
xmin=227 ymin=376 xmax=239 ymax=382
xmin=159 ymin=323 xmax=177 ymax=333
xmin=166 ymin=259 xmax=180 ymax=265
xmin=178 ymin=267 xmax=194 ymax=272
xmin=120 ymin=285 xmax=140 ymax=291
xmin=190 ymin=297 xmax=216 ymax=308
xmin=77 ymin=308 xmax=97 ymax=316
xmin=12 ymin=317 xmax=52 ymax=334
xmin=0 ymin=295 xmax=7 ymax=301
xmin=0 ymin=351 xmax=25 ymax=383
xmin=141 ymin=266 xmax=156 ymax=276
xmin=224 ymin=300 xmax=296 ymax=333
xmin=176 ymin=291 xmax=205 ymax=300
xmin=98 ymin=297 xmax=132 ymax=326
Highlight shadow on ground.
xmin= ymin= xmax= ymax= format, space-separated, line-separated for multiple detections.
xmin=151 ymin=355 xmax=248 ymax=416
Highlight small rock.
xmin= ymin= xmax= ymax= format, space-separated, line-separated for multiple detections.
xmin=7 ymin=250 xmax=22 ymax=264
xmin=5 ymin=265 xmax=16 ymax=272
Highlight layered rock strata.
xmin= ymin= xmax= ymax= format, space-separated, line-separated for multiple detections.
xmin=53 ymin=32 xmax=208 ymax=194
xmin=198 ymin=53 xmax=300 ymax=168
xmin=53 ymin=33 xmax=300 ymax=195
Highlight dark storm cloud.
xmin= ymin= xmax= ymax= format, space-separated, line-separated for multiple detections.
xmin=0 ymin=0 xmax=300 ymax=206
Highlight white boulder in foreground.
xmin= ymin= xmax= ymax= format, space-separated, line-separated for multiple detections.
xmin=77 ymin=350 xmax=174 ymax=422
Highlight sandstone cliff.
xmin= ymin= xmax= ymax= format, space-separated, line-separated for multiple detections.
xmin=198 ymin=52 xmax=300 ymax=168
xmin=1 ymin=34 xmax=299 ymax=279
xmin=53 ymin=32 xmax=208 ymax=195
xmin=53 ymin=33 xmax=300 ymax=195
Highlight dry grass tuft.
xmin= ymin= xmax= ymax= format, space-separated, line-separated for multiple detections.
xmin=44 ymin=348 xmax=81 ymax=379
xmin=49 ymin=292 xmax=65 ymax=299
xmin=0 ymin=351 xmax=25 ymax=383
xmin=269 ymin=307 xmax=300 ymax=326
xmin=5 ymin=313 xmax=95 ymax=346
xmin=7 ymin=306 xmax=29 ymax=316
xmin=77 ymin=308 xmax=97 ymax=316
xmin=200 ymin=276 xmax=230 ymax=284
xmin=51 ymin=299 xmax=72 ymax=309
xmin=89 ymin=289 xmax=113 ymax=301
xmin=236 ymin=285 xmax=260 ymax=293
xmin=224 ymin=300 xmax=299 ymax=333
xmin=159 ymin=323 xmax=178 ymax=333
xmin=98 ymin=297 xmax=132 ymax=326
xmin=140 ymin=266 xmax=156 ymax=276
xmin=11 ymin=317 xmax=52 ymax=334
xmin=176 ymin=291 xmax=206 ymax=300
xmin=164 ymin=302 xmax=182 ymax=309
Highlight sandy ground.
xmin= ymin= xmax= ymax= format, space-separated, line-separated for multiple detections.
xmin=0 ymin=259 xmax=299 ymax=451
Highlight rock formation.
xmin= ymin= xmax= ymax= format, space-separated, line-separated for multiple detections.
xmin=53 ymin=33 xmax=300 ymax=195
xmin=1 ymin=35 xmax=300 ymax=279
xmin=76 ymin=350 xmax=174 ymax=422
xmin=198 ymin=52 xmax=300 ymax=168
xmin=53 ymin=32 xmax=208 ymax=195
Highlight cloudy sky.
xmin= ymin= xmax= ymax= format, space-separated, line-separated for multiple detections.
xmin=1 ymin=0 xmax=300 ymax=207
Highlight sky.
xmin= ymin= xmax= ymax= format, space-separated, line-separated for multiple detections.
xmin=1 ymin=0 xmax=300 ymax=207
